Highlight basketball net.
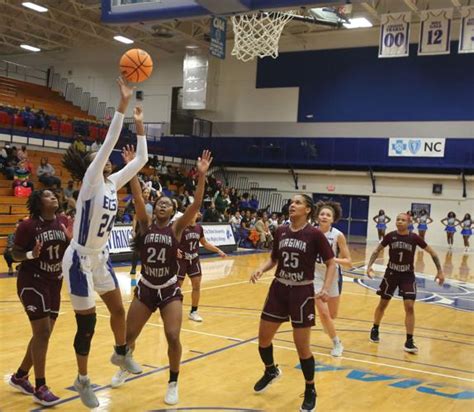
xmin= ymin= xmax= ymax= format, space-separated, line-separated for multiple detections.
xmin=231 ymin=10 xmax=297 ymax=62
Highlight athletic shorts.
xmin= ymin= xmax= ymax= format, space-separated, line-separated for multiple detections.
xmin=177 ymin=258 xmax=202 ymax=280
xmin=62 ymin=245 xmax=118 ymax=311
xmin=313 ymin=269 xmax=341 ymax=298
xmin=134 ymin=279 xmax=183 ymax=313
xmin=17 ymin=271 xmax=62 ymax=320
xmin=261 ymin=278 xmax=315 ymax=328
xmin=376 ymin=270 xmax=417 ymax=300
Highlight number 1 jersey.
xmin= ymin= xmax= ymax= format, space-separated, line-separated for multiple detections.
xmin=381 ymin=231 xmax=427 ymax=273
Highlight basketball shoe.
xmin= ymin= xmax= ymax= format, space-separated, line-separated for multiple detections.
xmin=74 ymin=376 xmax=99 ymax=409
xmin=254 ymin=366 xmax=282 ymax=393
xmin=111 ymin=368 xmax=130 ymax=388
xmin=404 ymin=339 xmax=418 ymax=353
xmin=370 ymin=327 xmax=380 ymax=343
xmin=164 ymin=381 xmax=179 ymax=405
xmin=300 ymin=387 xmax=317 ymax=412
xmin=111 ymin=348 xmax=142 ymax=374
xmin=33 ymin=385 xmax=61 ymax=406
xmin=9 ymin=373 xmax=34 ymax=395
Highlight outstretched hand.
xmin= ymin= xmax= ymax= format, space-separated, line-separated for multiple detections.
xmin=196 ymin=150 xmax=213 ymax=176
xmin=32 ymin=239 xmax=43 ymax=259
xmin=133 ymin=106 xmax=144 ymax=123
xmin=116 ymin=76 xmax=135 ymax=102
xmin=367 ymin=267 xmax=374 ymax=279
xmin=122 ymin=145 xmax=136 ymax=164
xmin=61 ymin=217 xmax=74 ymax=242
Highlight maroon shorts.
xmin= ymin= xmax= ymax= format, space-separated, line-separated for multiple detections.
xmin=377 ymin=270 xmax=417 ymax=300
xmin=261 ymin=279 xmax=315 ymax=328
xmin=177 ymin=258 xmax=202 ymax=280
xmin=17 ymin=271 xmax=62 ymax=320
xmin=134 ymin=279 xmax=183 ymax=313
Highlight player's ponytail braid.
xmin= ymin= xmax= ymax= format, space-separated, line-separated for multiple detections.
xmin=62 ymin=146 xmax=94 ymax=182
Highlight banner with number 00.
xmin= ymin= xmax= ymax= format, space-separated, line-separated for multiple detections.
xmin=379 ymin=12 xmax=411 ymax=58
xmin=418 ymin=8 xmax=453 ymax=56
xmin=459 ymin=6 xmax=474 ymax=54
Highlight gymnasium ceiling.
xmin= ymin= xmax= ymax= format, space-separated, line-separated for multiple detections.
xmin=0 ymin=0 xmax=469 ymax=57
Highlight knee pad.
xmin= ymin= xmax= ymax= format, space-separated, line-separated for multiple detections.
xmin=73 ymin=313 xmax=96 ymax=356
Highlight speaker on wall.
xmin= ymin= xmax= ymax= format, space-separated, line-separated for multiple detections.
xmin=433 ymin=184 xmax=443 ymax=194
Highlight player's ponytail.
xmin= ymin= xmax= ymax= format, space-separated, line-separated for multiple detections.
xmin=62 ymin=146 xmax=94 ymax=182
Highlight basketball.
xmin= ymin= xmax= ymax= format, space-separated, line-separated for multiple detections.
xmin=119 ymin=48 xmax=153 ymax=83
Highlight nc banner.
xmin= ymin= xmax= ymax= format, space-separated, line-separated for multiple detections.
xmin=459 ymin=6 xmax=474 ymax=54
xmin=379 ymin=12 xmax=411 ymax=58
xmin=418 ymin=8 xmax=453 ymax=56
xmin=388 ymin=138 xmax=446 ymax=157
xmin=202 ymin=224 xmax=236 ymax=247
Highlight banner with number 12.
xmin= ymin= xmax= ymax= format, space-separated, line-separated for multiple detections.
xmin=379 ymin=12 xmax=411 ymax=58
xmin=418 ymin=8 xmax=453 ymax=56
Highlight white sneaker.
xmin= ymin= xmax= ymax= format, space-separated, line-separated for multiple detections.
xmin=188 ymin=311 xmax=203 ymax=322
xmin=111 ymin=369 xmax=130 ymax=388
xmin=164 ymin=381 xmax=179 ymax=405
xmin=330 ymin=341 xmax=344 ymax=357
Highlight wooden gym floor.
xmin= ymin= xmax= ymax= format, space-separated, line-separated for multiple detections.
xmin=0 ymin=243 xmax=473 ymax=411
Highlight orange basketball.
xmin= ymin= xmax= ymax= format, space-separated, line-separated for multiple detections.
xmin=119 ymin=49 xmax=153 ymax=83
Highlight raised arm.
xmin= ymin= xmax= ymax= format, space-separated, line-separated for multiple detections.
xmin=172 ymin=150 xmax=213 ymax=242
xmin=109 ymin=106 xmax=148 ymax=190
xmin=83 ymin=77 xmax=133 ymax=187
xmin=335 ymin=234 xmax=352 ymax=268
xmin=129 ymin=175 xmax=149 ymax=235
xmin=367 ymin=243 xmax=385 ymax=278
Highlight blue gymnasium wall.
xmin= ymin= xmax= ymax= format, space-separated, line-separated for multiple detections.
xmin=256 ymin=42 xmax=474 ymax=122
xmin=145 ymin=137 xmax=474 ymax=172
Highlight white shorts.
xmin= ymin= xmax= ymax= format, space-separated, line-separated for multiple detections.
xmin=62 ymin=244 xmax=119 ymax=311
xmin=314 ymin=270 xmax=340 ymax=298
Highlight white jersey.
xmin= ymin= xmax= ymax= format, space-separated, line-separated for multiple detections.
xmin=73 ymin=112 xmax=148 ymax=251
xmin=315 ymin=227 xmax=342 ymax=276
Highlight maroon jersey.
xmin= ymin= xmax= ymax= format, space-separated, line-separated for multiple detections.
xmin=271 ymin=224 xmax=334 ymax=282
xmin=15 ymin=216 xmax=69 ymax=280
xmin=140 ymin=224 xmax=178 ymax=285
xmin=179 ymin=224 xmax=204 ymax=259
xmin=381 ymin=231 xmax=427 ymax=273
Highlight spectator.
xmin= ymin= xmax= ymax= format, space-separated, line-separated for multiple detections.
xmin=239 ymin=192 xmax=250 ymax=210
xmin=255 ymin=212 xmax=273 ymax=249
xmin=17 ymin=145 xmax=28 ymax=162
xmin=37 ymin=157 xmax=61 ymax=188
xmin=281 ymin=199 xmax=292 ymax=216
xmin=269 ymin=212 xmax=279 ymax=233
xmin=72 ymin=134 xmax=87 ymax=154
xmin=90 ymin=138 xmax=102 ymax=152
xmin=249 ymin=194 xmax=259 ymax=211
xmin=230 ymin=210 xmax=242 ymax=231
xmin=203 ymin=202 xmax=221 ymax=222
xmin=241 ymin=210 xmax=252 ymax=230
xmin=229 ymin=187 xmax=238 ymax=207
xmin=215 ymin=188 xmax=227 ymax=215
xmin=3 ymin=219 xmax=22 ymax=276
xmin=63 ymin=180 xmax=76 ymax=211
xmin=12 ymin=160 xmax=34 ymax=192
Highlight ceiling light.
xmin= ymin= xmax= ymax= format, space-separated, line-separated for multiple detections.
xmin=20 ymin=44 xmax=41 ymax=52
xmin=22 ymin=2 xmax=48 ymax=13
xmin=343 ymin=17 xmax=373 ymax=29
xmin=114 ymin=35 xmax=134 ymax=44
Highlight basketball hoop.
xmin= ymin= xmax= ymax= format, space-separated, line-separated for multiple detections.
xmin=231 ymin=10 xmax=297 ymax=62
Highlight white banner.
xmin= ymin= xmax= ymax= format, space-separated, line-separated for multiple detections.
xmin=107 ymin=225 xmax=133 ymax=254
xmin=379 ymin=13 xmax=411 ymax=58
xmin=388 ymin=138 xmax=446 ymax=157
xmin=202 ymin=224 xmax=236 ymax=247
xmin=459 ymin=6 xmax=474 ymax=54
xmin=418 ymin=8 xmax=453 ymax=56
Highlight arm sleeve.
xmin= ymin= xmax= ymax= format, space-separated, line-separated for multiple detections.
xmin=83 ymin=112 xmax=125 ymax=187
xmin=109 ymin=135 xmax=148 ymax=190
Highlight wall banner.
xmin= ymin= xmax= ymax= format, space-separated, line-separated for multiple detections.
xmin=418 ymin=8 xmax=453 ymax=56
xmin=388 ymin=138 xmax=446 ymax=157
xmin=379 ymin=12 xmax=411 ymax=58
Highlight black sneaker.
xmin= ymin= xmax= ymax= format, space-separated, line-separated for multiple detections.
xmin=404 ymin=339 xmax=418 ymax=354
xmin=253 ymin=366 xmax=282 ymax=393
xmin=370 ymin=327 xmax=379 ymax=343
xmin=300 ymin=388 xmax=317 ymax=412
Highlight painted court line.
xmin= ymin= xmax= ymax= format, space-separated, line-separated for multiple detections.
xmin=264 ymin=342 xmax=474 ymax=383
